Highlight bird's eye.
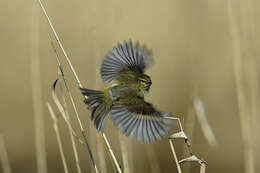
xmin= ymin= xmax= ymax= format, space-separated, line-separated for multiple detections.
xmin=140 ymin=80 xmax=146 ymax=84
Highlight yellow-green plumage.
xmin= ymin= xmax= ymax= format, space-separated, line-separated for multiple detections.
xmin=81 ymin=40 xmax=173 ymax=143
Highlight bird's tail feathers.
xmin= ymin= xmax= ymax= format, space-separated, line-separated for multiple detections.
xmin=80 ymin=88 xmax=110 ymax=133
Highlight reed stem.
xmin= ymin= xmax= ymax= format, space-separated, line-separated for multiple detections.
xmin=37 ymin=1 xmax=122 ymax=172
xmin=0 ymin=135 xmax=12 ymax=173
xmin=47 ymin=103 xmax=69 ymax=173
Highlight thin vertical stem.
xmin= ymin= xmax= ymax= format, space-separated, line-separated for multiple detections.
xmin=169 ymin=140 xmax=182 ymax=173
xmin=62 ymin=97 xmax=82 ymax=173
xmin=102 ymin=134 xmax=122 ymax=173
xmin=90 ymin=2 xmax=107 ymax=170
xmin=47 ymin=103 xmax=69 ymax=173
xmin=31 ymin=1 xmax=47 ymax=173
xmin=38 ymin=1 xmax=122 ymax=172
xmin=0 ymin=135 xmax=12 ymax=173
xmin=182 ymin=107 xmax=195 ymax=173
xmin=167 ymin=116 xmax=206 ymax=172
xmin=119 ymin=135 xmax=131 ymax=173
xmin=52 ymin=85 xmax=98 ymax=173
xmin=227 ymin=1 xmax=255 ymax=172
xmin=194 ymin=99 xmax=216 ymax=146
xmin=247 ymin=59 xmax=260 ymax=151
xmin=145 ymin=146 xmax=161 ymax=173
xmin=51 ymin=41 xmax=98 ymax=173
xmin=38 ymin=0 xmax=81 ymax=87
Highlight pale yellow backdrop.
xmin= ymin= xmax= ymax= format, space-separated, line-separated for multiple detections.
xmin=0 ymin=0 xmax=259 ymax=173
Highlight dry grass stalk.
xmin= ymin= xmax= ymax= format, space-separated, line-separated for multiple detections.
xmin=119 ymin=135 xmax=131 ymax=173
xmin=194 ymin=98 xmax=217 ymax=146
xmin=92 ymin=46 xmax=107 ymax=173
xmin=166 ymin=117 xmax=206 ymax=173
xmin=52 ymin=79 xmax=98 ymax=173
xmin=169 ymin=139 xmax=182 ymax=173
xmin=167 ymin=117 xmax=184 ymax=173
xmin=102 ymin=134 xmax=122 ymax=173
xmin=91 ymin=6 xmax=107 ymax=173
xmin=47 ymin=103 xmax=69 ymax=173
xmin=0 ymin=135 xmax=12 ymax=173
xmin=96 ymin=139 xmax=107 ymax=173
xmin=246 ymin=59 xmax=260 ymax=152
xmin=227 ymin=1 xmax=255 ymax=172
xmin=62 ymin=96 xmax=82 ymax=173
xmin=182 ymin=98 xmax=216 ymax=173
xmin=30 ymin=1 xmax=47 ymax=173
xmin=145 ymin=146 xmax=161 ymax=173
xmin=51 ymin=81 xmax=84 ymax=145
xmin=51 ymin=42 xmax=97 ymax=173
xmin=52 ymin=41 xmax=83 ymax=173
xmin=37 ymin=1 xmax=122 ymax=172
xmin=182 ymin=107 xmax=195 ymax=173
xmin=240 ymin=0 xmax=259 ymax=168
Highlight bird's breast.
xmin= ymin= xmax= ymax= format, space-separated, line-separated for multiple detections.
xmin=108 ymin=86 xmax=121 ymax=101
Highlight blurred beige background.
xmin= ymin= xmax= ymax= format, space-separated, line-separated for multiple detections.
xmin=0 ymin=0 xmax=260 ymax=172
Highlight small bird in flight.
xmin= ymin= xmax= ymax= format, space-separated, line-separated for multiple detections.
xmin=80 ymin=40 xmax=173 ymax=143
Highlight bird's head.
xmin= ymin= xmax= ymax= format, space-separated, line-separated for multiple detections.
xmin=138 ymin=74 xmax=152 ymax=94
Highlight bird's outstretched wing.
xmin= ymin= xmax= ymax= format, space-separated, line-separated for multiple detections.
xmin=110 ymin=99 xmax=174 ymax=143
xmin=100 ymin=40 xmax=153 ymax=83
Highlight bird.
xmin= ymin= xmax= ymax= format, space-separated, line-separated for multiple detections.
xmin=80 ymin=40 xmax=174 ymax=143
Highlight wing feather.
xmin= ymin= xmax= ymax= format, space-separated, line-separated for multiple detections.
xmin=147 ymin=120 xmax=156 ymax=142
xmin=110 ymin=101 xmax=174 ymax=143
xmin=100 ymin=40 xmax=153 ymax=83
